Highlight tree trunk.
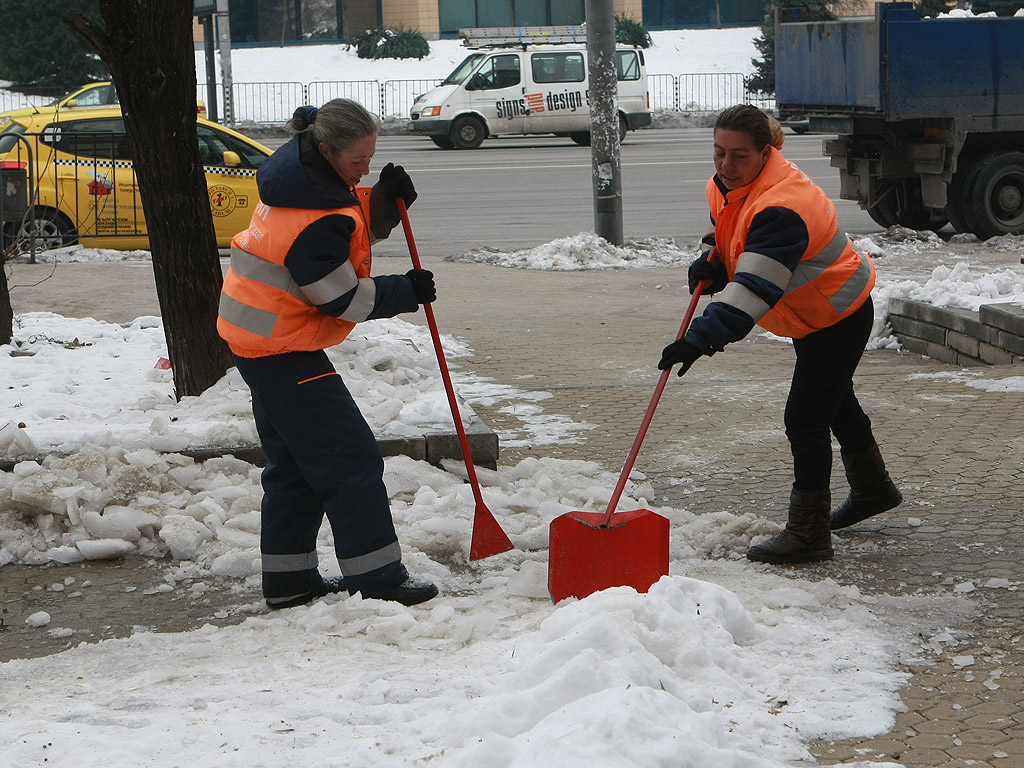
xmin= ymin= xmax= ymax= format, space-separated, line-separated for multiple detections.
xmin=0 ymin=260 xmax=12 ymax=346
xmin=67 ymin=0 xmax=232 ymax=400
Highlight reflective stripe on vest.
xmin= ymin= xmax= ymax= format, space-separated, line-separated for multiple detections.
xmin=218 ymin=199 xmax=374 ymax=356
xmin=705 ymin=150 xmax=875 ymax=338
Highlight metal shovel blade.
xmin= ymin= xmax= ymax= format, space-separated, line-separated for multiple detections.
xmin=547 ymin=509 xmax=670 ymax=603
xmin=470 ymin=501 xmax=515 ymax=561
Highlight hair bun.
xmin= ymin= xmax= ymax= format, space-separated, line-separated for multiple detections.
xmin=305 ymin=106 xmax=319 ymax=124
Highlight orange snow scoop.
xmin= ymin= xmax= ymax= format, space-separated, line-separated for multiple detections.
xmin=547 ymin=249 xmax=718 ymax=602
xmin=397 ymin=199 xmax=515 ymax=561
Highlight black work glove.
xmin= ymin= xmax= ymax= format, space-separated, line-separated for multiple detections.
xmin=658 ymin=339 xmax=703 ymax=377
xmin=688 ymin=250 xmax=728 ymax=295
xmin=406 ymin=268 xmax=435 ymax=304
xmin=376 ymin=162 xmax=417 ymax=206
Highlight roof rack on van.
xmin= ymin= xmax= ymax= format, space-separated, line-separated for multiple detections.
xmin=459 ymin=26 xmax=586 ymax=48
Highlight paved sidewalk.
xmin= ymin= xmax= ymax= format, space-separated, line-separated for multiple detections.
xmin=3 ymin=258 xmax=1023 ymax=768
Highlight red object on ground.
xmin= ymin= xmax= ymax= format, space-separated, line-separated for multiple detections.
xmin=397 ymin=199 xmax=514 ymax=561
xmin=547 ymin=250 xmax=718 ymax=602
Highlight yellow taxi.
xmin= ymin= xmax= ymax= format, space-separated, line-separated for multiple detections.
xmin=0 ymin=81 xmax=206 ymax=125
xmin=0 ymin=105 xmax=266 ymax=250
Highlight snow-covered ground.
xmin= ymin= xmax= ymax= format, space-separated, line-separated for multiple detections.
xmin=2 ymin=24 xmax=1024 ymax=768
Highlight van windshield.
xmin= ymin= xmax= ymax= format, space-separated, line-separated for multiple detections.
xmin=441 ymin=54 xmax=487 ymax=85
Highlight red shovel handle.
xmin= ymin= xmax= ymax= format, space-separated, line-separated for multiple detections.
xmin=599 ymin=247 xmax=719 ymax=527
xmin=396 ymin=198 xmax=486 ymax=503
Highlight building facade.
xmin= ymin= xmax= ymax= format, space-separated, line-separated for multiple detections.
xmin=213 ymin=0 xmax=647 ymax=45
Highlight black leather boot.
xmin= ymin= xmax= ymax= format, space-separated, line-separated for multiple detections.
xmin=830 ymin=443 xmax=903 ymax=530
xmin=747 ymin=487 xmax=834 ymax=564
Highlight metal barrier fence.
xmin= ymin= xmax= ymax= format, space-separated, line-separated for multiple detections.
xmin=192 ymin=72 xmax=766 ymax=125
xmin=0 ymin=73 xmax=772 ymax=124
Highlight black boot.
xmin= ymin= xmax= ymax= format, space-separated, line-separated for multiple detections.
xmin=366 ymin=576 xmax=439 ymax=607
xmin=830 ymin=444 xmax=902 ymax=530
xmin=747 ymin=487 xmax=834 ymax=564
xmin=266 ymin=576 xmax=347 ymax=610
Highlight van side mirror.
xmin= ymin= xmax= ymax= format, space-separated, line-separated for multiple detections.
xmin=466 ymin=73 xmax=485 ymax=91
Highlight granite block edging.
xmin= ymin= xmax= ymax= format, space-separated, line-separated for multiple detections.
xmin=0 ymin=419 xmax=500 ymax=473
xmin=888 ymin=298 xmax=1024 ymax=367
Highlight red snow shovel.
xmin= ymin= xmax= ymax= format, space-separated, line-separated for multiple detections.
xmin=397 ymin=199 xmax=515 ymax=561
xmin=547 ymin=249 xmax=718 ymax=602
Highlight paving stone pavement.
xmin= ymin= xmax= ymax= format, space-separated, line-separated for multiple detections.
xmin=3 ymin=258 xmax=1023 ymax=768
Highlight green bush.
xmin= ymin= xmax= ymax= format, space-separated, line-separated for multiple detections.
xmin=615 ymin=14 xmax=652 ymax=49
xmin=347 ymin=27 xmax=429 ymax=60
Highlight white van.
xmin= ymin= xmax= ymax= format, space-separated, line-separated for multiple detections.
xmin=408 ymin=27 xmax=651 ymax=149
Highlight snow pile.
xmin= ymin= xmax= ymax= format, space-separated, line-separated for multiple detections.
xmin=0 ymin=313 xmax=471 ymax=459
xmin=449 ymin=231 xmax=696 ymax=270
xmin=3 ymin=541 xmax=969 ymax=767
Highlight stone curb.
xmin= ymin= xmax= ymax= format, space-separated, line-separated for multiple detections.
xmin=888 ymin=297 xmax=1024 ymax=366
xmin=0 ymin=418 xmax=499 ymax=473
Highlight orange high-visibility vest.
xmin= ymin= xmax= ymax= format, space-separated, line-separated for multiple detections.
xmin=217 ymin=189 xmax=374 ymax=358
xmin=706 ymin=148 xmax=875 ymax=338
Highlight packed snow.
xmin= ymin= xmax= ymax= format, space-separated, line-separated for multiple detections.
xmin=2 ymin=23 xmax=1024 ymax=768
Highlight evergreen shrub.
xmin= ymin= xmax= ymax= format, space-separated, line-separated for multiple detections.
xmin=615 ymin=14 xmax=652 ymax=49
xmin=348 ymin=27 xmax=429 ymax=60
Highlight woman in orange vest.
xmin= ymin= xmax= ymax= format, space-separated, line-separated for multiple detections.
xmin=659 ymin=104 xmax=902 ymax=564
xmin=218 ymin=98 xmax=438 ymax=609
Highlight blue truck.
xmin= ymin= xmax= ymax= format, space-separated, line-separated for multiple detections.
xmin=775 ymin=2 xmax=1024 ymax=238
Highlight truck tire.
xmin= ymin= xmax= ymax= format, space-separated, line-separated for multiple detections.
xmin=870 ymin=179 xmax=948 ymax=231
xmin=449 ymin=116 xmax=486 ymax=150
xmin=867 ymin=181 xmax=898 ymax=228
xmin=968 ymin=151 xmax=1024 ymax=238
xmin=430 ymin=136 xmax=455 ymax=149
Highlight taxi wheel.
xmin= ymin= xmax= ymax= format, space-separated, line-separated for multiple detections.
xmin=7 ymin=209 xmax=77 ymax=252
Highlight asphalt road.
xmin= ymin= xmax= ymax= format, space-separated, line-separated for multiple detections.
xmin=262 ymin=127 xmax=878 ymax=259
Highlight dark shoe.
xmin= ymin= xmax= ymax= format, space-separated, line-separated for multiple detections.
xmin=368 ymin=577 xmax=439 ymax=606
xmin=830 ymin=444 xmax=903 ymax=530
xmin=266 ymin=576 xmax=346 ymax=610
xmin=747 ymin=487 xmax=834 ymax=564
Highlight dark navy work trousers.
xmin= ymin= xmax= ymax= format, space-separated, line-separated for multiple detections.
xmin=785 ymin=297 xmax=877 ymax=490
xmin=233 ymin=350 xmax=407 ymax=600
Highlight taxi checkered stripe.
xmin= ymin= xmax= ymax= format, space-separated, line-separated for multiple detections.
xmin=52 ymin=158 xmax=256 ymax=177
xmin=55 ymin=158 xmax=133 ymax=169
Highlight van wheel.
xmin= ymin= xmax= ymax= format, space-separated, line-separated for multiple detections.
xmin=618 ymin=114 xmax=628 ymax=142
xmin=430 ymin=136 xmax=455 ymax=149
xmin=569 ymin=132 xmax=591 ymax=146
xmin=5 ymin=208 xmax=77 ymax=253
xmin=450 ymin=116 xmax=486 ymax=149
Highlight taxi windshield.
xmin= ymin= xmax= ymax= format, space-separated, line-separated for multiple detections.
xmin=441 ymin=54 xmax=487 ymax=85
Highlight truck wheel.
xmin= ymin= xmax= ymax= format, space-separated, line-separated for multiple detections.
xmin=867 ymin=203 xmax=897 ymax=229
xmin=569 ymin=132 xmax=591 ymax=146
xmin=969 ymin=151 xmax=1024 ymax=238
xmin=449 ymin=116 xmax=486 ymax=150
xmin=430 ymin=136 xmax=455 ymax=149
xmin=867 ymin=182 xmax=898 ymax=228
xmin=870 ymin=179 xmax=948 ymax=231
xmin=618 ymin=114 xmax=628 ymax=143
